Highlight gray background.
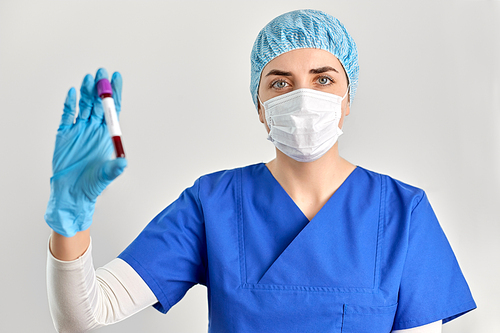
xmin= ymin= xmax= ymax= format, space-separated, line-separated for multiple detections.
xmin=0 ymin=0 xmax=498 ymax=332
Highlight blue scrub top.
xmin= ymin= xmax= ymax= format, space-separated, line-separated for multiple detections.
xmin=119 ymin=163 xmax=476 ymax=332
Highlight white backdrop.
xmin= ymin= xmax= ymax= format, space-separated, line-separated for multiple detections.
xmin=0 ymin=0 xmax=498 ymax=332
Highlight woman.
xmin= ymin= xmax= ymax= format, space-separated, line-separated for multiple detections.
xmin=46 ymin=9 xmax=476 ymax=332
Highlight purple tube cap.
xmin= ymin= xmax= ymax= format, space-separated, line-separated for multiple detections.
xmin=96 ymin=78 xmax=113 ymax=96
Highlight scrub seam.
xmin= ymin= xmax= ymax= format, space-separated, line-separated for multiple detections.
xmin=242 ymin=283 xmax=375 ymax=293
xmin=410 ymin=191 xmax=426 ymax=214
xmin=196 ymin=177 xmax=209 ymax=286
xmin=237 ymin=168 xmax=246 ymax=286
xmin=374 ymin=174 xmax=386 ymax=290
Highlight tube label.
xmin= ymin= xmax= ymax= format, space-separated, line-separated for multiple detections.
xmin=102 ymin=97 xmax=122 ymax=137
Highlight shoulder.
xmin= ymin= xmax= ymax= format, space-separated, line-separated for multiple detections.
xmin=194 ymin=162 xmax=265 ymax=196
xmin=355 ymin=166 xmax=427 ymax=211
xmin=197 ymin=162 xmax=263 ymax=183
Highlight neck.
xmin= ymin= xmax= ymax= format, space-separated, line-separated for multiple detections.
xmin=266 ymin=144 xmax=355 ymax=202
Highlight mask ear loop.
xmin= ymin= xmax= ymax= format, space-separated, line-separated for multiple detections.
xmin=342 ymin=84 xmax=350 ymax=101
xmin=257 ymin=95 xmax=264 ymax=111
xmin=337 ymin=85 xmax=351 ymax=132
xmin=257 ymin=95 xmax=276 ymax=142
xmin=257 ymin=94 xmax=271 ymax=125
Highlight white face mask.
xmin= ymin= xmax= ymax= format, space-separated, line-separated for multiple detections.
xmin=259 ymin=87 xmax=348 ymax=162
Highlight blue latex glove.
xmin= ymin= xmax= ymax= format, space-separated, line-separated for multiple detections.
xmin=45 ymin=68 xmax=127 ymax=237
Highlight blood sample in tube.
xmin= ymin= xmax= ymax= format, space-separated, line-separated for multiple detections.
xmin=96 ymin=78 xmax=125 ymax=158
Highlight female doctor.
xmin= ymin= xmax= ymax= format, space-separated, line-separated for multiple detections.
xmin=46 ymin=9 xmax=476 ymax=332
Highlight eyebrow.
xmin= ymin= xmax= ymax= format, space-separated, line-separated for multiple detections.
xmin=265 ymin=66 xmax=339 ymax=77
xmin=265 ymin=69 xmax=293 ymax=77
xmin=309 ymin=66 xmax=339 ymax=74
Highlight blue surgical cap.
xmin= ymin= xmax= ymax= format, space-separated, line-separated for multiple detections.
xmin=250 ymin=9 xmax=359 ymax=110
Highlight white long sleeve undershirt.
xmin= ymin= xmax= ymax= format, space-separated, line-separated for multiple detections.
xmin=46 ymin=238 xmax=441 ymax=332
xmin=46 ymin=239 xmax=157 ymax=332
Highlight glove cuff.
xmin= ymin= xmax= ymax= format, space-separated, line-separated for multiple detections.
xmin=44 ymin=181 xmax=97 ymax=237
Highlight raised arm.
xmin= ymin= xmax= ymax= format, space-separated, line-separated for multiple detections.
xmin=45 ymin=68 xmax=126 ymax=259
xmin=45 ymin=70 xmax=158 ymax=332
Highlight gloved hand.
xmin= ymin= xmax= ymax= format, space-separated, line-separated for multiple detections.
xmin=45 ymin=68 xmax=127 ymax=237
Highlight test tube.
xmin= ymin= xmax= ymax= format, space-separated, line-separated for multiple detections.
xmin=96 ymin=78 xmax=125 ymax=158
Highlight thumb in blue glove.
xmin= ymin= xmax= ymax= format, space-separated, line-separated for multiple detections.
xmin=45 ymin=68 xmax=127 ymax=237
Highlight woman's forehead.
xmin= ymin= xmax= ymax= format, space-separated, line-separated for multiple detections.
xmin=261 ymin=48 xmax=345 ymax=77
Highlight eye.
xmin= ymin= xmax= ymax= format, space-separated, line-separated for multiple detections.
xmin=317 ymin=76 xmax=333 ymax=85
xmin=271 ymin=80 xmax=289 ymax=89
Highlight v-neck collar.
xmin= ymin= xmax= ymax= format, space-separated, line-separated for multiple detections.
xmin=259 ymin=163 xmax=359 ymax=222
